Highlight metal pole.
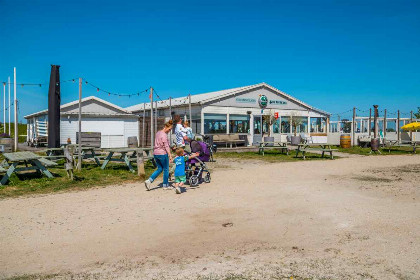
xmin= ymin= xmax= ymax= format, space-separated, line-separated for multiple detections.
xmin=368 ymin=108 xmax=372 ymax=137
xmin=352 ymin=107 xmax=356 ymax=146
xmin=8 ymin=76 xmax=11 ymax=135
xmin=410 ymin=110 xmax=413 ymax=140
xmin=383 ymin=109 xmax=387 ymax=138
xmin=155 ymin=100 xmax=157 ymax=134
xmin=142 ymin=103 xmax=145 ymax=147
xmin=169 ymin=97 xmax=172 ymax=117
xmin=169 ymin=97 xmax=172 ymax=141
xmin=337 ymin=115 xmax=341 ymax=133
xmin=397 ymin=110 xmax=400 ymax=142
xmin=2 ymin=82 xmax=5 ymax=133
xmin=14 ymin=68 xmax=17 ymax=151
xmin=188 ymin=93 xmax=192 ymax=124
xmin=77 ymin=78 xmax=82 ymax=171
xmin=150 ymin=87 xmax=154 ymax=151
xmin=373 ymin=105 xmax=378 ymax=138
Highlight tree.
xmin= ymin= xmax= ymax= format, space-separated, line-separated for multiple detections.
xmin=290 ymin=113 xmax=303 ymax=136
xmin=414 ymin=107 xmax=420 ymax=119
xmin=262 ymin=110 xmax=276 ymax=137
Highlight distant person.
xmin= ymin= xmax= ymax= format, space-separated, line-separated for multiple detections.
xmin=144 ymin=120 xmax=173 ymax=191
xmin=174 ymin=115 xmax=188 ymax=147
xmin=183 ymin=121 xmax=194 ymax=141
xmin=172 ymin=147 xmax=199 ymax=194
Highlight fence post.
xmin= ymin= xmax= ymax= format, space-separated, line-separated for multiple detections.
xmin=137 ymin=149 xmax=145 ymax=180
xmin=352 ymin=107 xmax=356 ymax=146
xmin=383 ymin=109 xmax=387 ymax=138
xmin=397 ymin=110 xmax=400 ymax=142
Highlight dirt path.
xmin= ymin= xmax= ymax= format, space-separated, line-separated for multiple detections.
xmin=0 ymin=155 xmax=419 ymax=279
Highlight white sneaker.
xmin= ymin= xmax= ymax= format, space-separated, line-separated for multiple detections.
xmin=144 ymin=180 xmax=151 ymax=191
xmin=175 ymin=187 xmax=181 ymax=194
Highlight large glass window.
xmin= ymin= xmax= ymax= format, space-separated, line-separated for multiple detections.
xmin=229 ymin=115 xmax=250 ymax=133
xmin=273 ymin=118 xmax=280 ymax=133
xmin=204 ymin=114 xmax=227 ymax=134
xmin=292 ymin=117 xmax=308 ymax=134
xmin=310 ymin=117 xmax=327 ymax=133
xmin=281 ymin=116 xmax=290 ymax=133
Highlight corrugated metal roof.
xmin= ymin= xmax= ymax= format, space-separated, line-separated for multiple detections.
xmin=126 ymin=82 xmax=330 ymax=116
xmin=24 ymin=96 xmax=133 ymax=119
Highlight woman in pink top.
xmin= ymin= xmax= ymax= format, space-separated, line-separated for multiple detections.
xmin=144 ymin=120 xmax=173 ymax=190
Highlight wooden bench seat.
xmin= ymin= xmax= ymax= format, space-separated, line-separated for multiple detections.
xmin=297 ymin=147 xmax=337 ymax=160
xmin=38 ymin=157 xmax=58 ymax=167
xmin=213 ymin=134 xmax=246 ymax=148
xmin=0 ymin=165 xmax=7 ymax=173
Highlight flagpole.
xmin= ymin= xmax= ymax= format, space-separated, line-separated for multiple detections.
xmin=2 ymin=82 xmax=5 ymax=133
xmin=14 ymin=67 xmax=17 ymax=151
xmin=8 ymin=76 xmax=11 ymax=135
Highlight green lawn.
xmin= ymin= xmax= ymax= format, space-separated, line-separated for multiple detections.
xmin=0 ymin=122 xmax=27 ymax=142
xmin=334 ymin=145 xmax=417 ymax=155
xmin=215 ymin=149 xmax=335 ymax=162
xmin=0 ymin=160 xmax=155 ymax=199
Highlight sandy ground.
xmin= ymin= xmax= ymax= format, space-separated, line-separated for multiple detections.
xmin=0 ymin=155 xmax=419 ymax=279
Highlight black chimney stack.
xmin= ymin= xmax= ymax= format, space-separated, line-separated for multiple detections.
xmin=48 ymin=65 xmax=61 ymax=148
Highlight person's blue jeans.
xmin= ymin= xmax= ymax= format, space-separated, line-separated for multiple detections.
xmin=149 ymin=154 xmax=169 ymax=185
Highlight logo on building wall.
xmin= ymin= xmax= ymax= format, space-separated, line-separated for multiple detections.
xmin=269 ymin=100 xmax=287 ymax=105
xmin=236 ymin=97 xmax=256 ymax=104
xmin=258 ymin=95 xmax=268 ymax=108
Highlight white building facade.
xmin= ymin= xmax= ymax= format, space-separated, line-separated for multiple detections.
xmin=25 ymin=96 xmax=139 ymax=148
xmin=127 ymin=83 xmax=330 ymax=145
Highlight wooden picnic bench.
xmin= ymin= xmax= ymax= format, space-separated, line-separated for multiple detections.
xmin=0 ymin=152 xmax=57 ymax=185
xmin=295 ymin=143 xmax=337 ymax=160
xmin=384 ymin=140 xmax=418 ymax=153
xmin=258 ymin=142 xmax=289 ymax=156
xmin=43 ymin=146 xmax=102 ymax=166
xmin=101 ymin=148 xmax=153 ymax=172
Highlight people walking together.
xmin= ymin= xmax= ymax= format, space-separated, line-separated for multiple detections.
xmin=144 ymin=120 xmax=173 ymax=191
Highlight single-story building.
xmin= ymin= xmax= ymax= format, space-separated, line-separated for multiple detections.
xmin=126 ymin=82 xmax=330 ymax=145
xmin=25 ymin=96 xmax=139 ymax=148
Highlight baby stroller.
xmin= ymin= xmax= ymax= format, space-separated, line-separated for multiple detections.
xmin=186 ymin=140 xmax=211 ymax=187
xmin=195 ymin=134 xmax=217 ymax=162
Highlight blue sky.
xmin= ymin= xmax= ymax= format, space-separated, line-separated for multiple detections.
xmin=0 ymin=0 xmax=419 ymax=122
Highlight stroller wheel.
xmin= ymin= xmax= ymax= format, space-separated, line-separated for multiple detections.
xmin=204 ymin=172 xmax=211 ymax=183
xmin=189 ymin=175 xmax=199 ymax=187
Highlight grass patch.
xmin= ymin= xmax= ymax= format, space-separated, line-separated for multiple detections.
xmin=335 ymin=146 xmax=416 ymax=155
xmin=215 ymin=149 xmax=335 ymax=162
xmin=0 ymin=160 xmax=155 ymax=199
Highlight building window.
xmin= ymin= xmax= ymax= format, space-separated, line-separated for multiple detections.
xmin=281 ymin=116 xmax=290 ymax=133
xmin=292 ymin=117 xmax=308 ymax=134
xmin=310 ymin=117 xmax=327 ymax=133
xmin=229 ymin=115 xmax=250 ymax=133
xmin=204 ymin=114 xmax=227 ymax=134
xmin=273 ymin=118 xmax=280 ymax=134
xmin=254 ymin=116 xmax=261 ymax=134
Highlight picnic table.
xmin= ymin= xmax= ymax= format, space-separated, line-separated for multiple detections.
xmin=101 ymin=148 xmax=153 ymax=172
xmin=295 ymin=143 xmax=337 ymax=160
xmin=0 ymin=152 xmax=57 ymax=185
xmin=384 ymin=140 xmax=418 ymax=153
xmin=258 ymin=142 xmax=289 ymax=156
xmin=43 ymin=146 xmax=102 ymax=166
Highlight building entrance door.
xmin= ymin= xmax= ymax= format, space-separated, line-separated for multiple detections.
xmin=253 ymin=115 xmax=262 ymax=144
xmin=253 ymin=115 xmax=271 ymax=144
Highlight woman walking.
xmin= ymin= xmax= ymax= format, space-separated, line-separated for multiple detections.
xmin=144 ymin=120 xmax=173 ymax=191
